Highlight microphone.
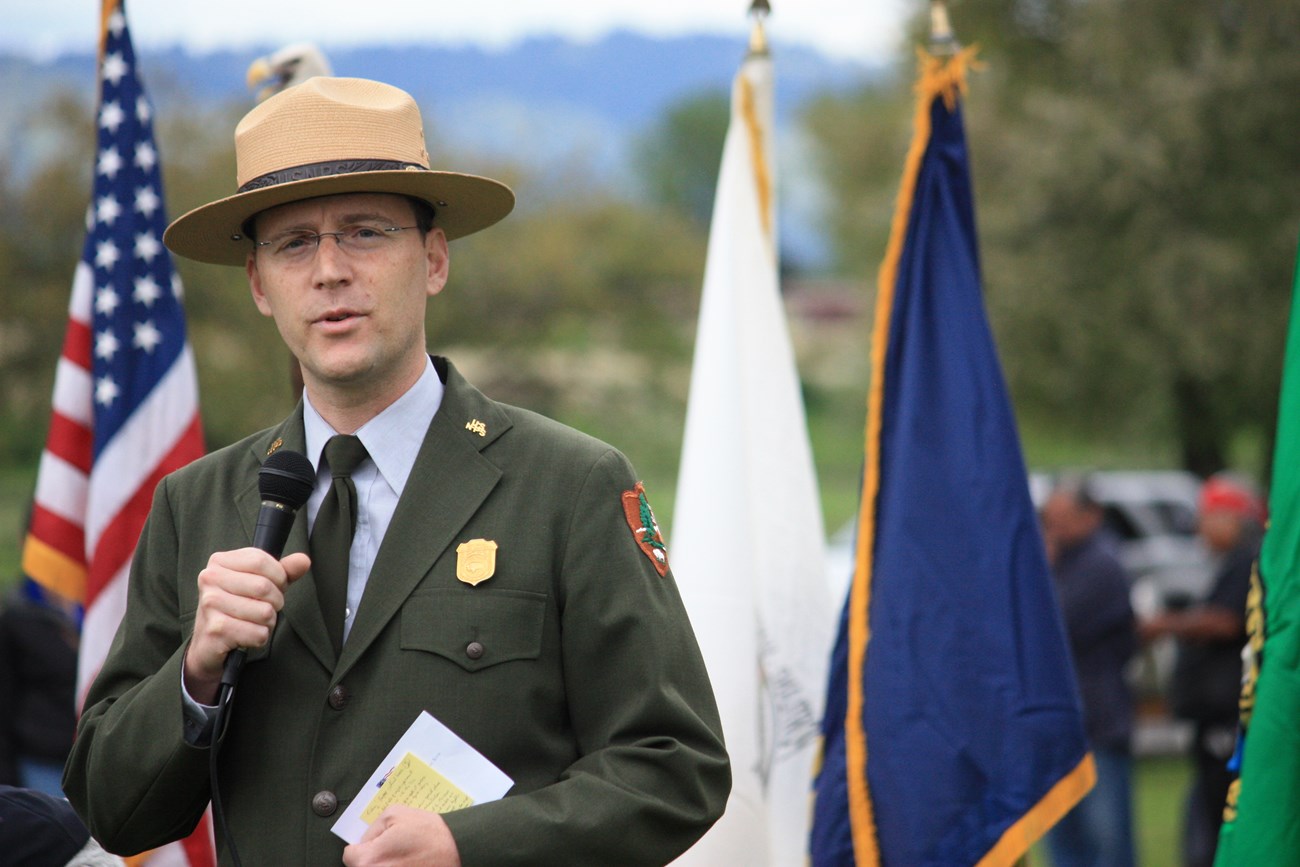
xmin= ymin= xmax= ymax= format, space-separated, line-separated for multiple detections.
xmin=221 ymin=449 xmax=316 ymax=688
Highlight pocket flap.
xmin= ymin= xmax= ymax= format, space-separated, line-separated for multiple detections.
xmin=400 ymin=588 xmax=546 ymax=672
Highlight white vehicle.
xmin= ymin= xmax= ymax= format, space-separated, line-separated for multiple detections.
xmin=824 ymin=469 xmax=1214 ymax=615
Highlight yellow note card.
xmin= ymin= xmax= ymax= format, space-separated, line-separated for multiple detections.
xmin=361 ymin=751 xmax=475 ymax=823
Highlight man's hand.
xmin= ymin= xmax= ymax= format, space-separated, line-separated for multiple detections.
xmin=343 ymin=805 xmax=462 ymax=867
xmin=183 ymin=548 xmax=311 ymax=703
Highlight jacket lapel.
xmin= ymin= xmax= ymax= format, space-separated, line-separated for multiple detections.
xmin=234 ymin=407 xmax=337 ymax=672
xmin=337 ymin=362 xmax=511 ymax=679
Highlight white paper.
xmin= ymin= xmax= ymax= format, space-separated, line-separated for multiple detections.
xmin=331 ymin=710 xmax=514 ymax=844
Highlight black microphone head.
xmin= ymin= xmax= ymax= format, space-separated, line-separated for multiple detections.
xmin=259 ymin=450 xmax=315 ymax=508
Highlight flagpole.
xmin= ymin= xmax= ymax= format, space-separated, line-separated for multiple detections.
xmin=748 ymin=0 xmax=770 ymax=56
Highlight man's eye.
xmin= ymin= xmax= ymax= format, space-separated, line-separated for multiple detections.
xmin=278 ymin=235 xmax=312 ymax=252
xmin=352 ymin=227 xmax=384 ymax=239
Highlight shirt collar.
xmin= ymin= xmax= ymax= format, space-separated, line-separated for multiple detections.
xmin=303 ymin=356 xmax=443 ymax=496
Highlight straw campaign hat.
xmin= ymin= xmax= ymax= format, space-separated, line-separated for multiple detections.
xmin=163 ymin=77 xmax=515 ymax=265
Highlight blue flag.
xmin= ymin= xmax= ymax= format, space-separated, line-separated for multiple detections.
xmin=809 ymin=50 xmax=1094 ymax=866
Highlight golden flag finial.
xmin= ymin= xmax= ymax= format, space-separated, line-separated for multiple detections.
xmin=929 ymin=0 xmax=961 ymax=56
xmin=748 ymin=0 xmax=771 ymax=57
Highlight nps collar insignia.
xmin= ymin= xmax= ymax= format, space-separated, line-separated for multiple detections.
xmin=622 ymin=482 xmax=669 ymax=577
xmin=456 ymin=538 xmax=498 ymax=586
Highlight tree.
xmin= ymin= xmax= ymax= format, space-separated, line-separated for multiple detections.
xmin=632 ymin=90 xmax=731 ymax=229
xmin=805 ymin=0 xmax=1300 ymax=477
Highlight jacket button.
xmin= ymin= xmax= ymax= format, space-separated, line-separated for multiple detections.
xmin=465 ymin=641 xmax=485 ymax=660
xmin=328 ymin=684 xmax=350 ymax=710
xmin=311 ymin=790 xmax=338 ymax=817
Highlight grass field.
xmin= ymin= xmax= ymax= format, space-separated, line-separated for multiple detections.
xmin=1134 ymin=755 xmax=1192 ymax=867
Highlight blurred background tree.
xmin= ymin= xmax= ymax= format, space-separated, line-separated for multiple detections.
xmin=806 ymin=0 xmax=1300 ymax=477
xmin=633 ymin=89 xmax=731 ymax=229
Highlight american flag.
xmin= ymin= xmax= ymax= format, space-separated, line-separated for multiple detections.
xmin=21 ymin=1 xmax=211 ymax=863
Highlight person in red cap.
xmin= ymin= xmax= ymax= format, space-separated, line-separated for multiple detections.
xmin=1141 ymin=471 xmax=1265 ymax=867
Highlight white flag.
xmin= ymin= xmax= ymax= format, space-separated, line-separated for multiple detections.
xmin=671 ymin=40 xmax=834 ymax=867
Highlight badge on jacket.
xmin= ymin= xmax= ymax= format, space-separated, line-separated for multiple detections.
xmin=456 ymin=539 xmax=498 ymax=586
xmin=622 ymin=482 xmax=669 ymax=577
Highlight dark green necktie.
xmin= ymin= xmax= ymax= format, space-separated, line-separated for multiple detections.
xmin=312 ymin=434 xmax=369 ymax=657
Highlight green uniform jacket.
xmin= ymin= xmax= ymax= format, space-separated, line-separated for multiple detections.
xmin=64 ymin=358 xmax=729 ymax=866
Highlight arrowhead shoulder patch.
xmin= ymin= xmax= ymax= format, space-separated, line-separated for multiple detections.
xmin=622 ymin=482 xmax=669 ymax=576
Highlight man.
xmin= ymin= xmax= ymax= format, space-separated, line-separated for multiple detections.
xmin=1040 ymin=476 xmax=1138 ymax=867
xmin=63 ymin=77 xmax=729 ymax=866
xmin=1142 ymin=472 xmax=1263 ymax=867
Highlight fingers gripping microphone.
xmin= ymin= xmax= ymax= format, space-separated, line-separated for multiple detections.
xmin=221 ymin=449 xmax=316 ymax=687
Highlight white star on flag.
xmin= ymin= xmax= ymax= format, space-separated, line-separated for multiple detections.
xmin=94 ymin=240 xmax=120 ymax=270
xmin=132 ymin=320 xmax=162 ymax=353
xmin=94 ymin=375 xmax=120 ymax=406
xmin=99 ymin=101 xmax=125 ymax=133
xmin=134 ymin=141 xmax=156 ymax=171
xmin=95 ymin=329 xmax=121 ymax=361
xmin=97 ymin=146 xmax=123 ymax=179
xmin=133 ymin=275 xmax=161 ymax=307
xmin=134 ymin=232 xmax=161 ymax=262
xmin=94 ymin=286 xmax=120 ymax=316
xmin=136 ymin=95 xmax=151 ymax=123
xmin=134 ymin=186 xmax=159 ymax=216
xmin=96 ymin=195 xmax=122 ymax=226
xmin=102 ymin=52 xmax=128 ymax=86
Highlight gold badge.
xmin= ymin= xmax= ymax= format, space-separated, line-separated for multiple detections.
xmin=456 ymin=539 xmax=498 ymax=586
xmin=465 ymin=419 xmax=487 ymax=437
xmin=266 ymin=437 xmax=283 ymax=456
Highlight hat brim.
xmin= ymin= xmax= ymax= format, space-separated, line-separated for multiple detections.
xmin=163 ymin=170 xmax=515 ymax=266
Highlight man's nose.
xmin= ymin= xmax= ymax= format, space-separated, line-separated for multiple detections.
xmin=311 ymin=232 xmax=352 ymax=283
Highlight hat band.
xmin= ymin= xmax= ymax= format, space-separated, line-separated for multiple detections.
xmin=237 ymin=159 xmax=427 ymax=193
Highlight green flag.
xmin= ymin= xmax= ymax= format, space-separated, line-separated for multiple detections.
xmin=1215 ymin=241 xmax=1300 ymax=865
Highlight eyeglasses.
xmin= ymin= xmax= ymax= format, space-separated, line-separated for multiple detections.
xmin=254 ymin=224 xmax=420 ymax=264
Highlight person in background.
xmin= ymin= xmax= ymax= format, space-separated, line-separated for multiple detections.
xmin=0 ymin=577 xmax=79 ymax=796
xmin=1142 ymin=472 xmax=1264 ymax=867
xmin=1041 ymin=475 xmax=1138 ymax=867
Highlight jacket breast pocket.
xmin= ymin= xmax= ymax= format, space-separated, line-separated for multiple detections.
xmin=400 ymin=588 xmax=547 ymax=673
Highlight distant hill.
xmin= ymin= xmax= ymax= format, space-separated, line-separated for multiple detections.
xmin=0 ymin=31 xmax=890 ymax=264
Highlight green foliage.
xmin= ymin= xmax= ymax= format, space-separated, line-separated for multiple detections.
xmin=802 ymin=82 xmax=912 ymax=279
xmin=631 ymin=89 xmax=731 ymax=228
xmin=805 ymin=0 xmax=1300 ymax=478
xmin=0 ymin=95 xmax=96 ymax=468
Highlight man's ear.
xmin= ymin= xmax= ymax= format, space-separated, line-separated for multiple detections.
xmin=426 ymin=228 xmax=450 ymax=298
xmin=248 ymin=254 xmax=273 ymax=316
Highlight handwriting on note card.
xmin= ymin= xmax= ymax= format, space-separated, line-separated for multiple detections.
xmin=361 ymin=751 xmax=475 ymax=823
xmin=332 ymin=711 xmax=513 ymax=845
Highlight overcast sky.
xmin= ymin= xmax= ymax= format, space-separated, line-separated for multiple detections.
xmin=7 ymin=0 xmax=911 ymax=64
